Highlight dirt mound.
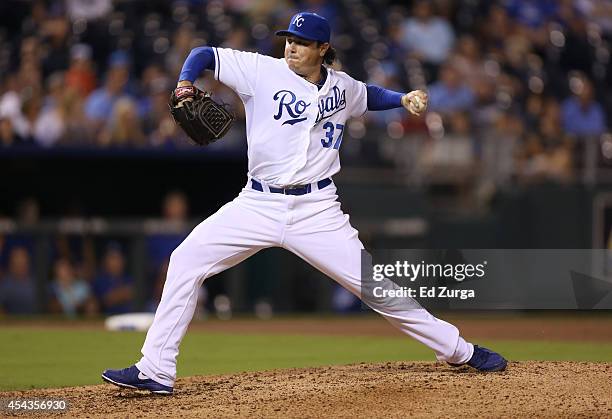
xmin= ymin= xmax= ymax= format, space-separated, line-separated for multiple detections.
xmin=2 ymin=362 xmax=611 ymax=418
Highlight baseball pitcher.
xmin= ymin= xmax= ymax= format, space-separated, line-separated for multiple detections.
xmin=102 ymin=12 xmax=506 ymax=395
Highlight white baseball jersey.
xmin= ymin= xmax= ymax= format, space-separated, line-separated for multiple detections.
xmin=212 ymin=47 xmax=367 ymax=186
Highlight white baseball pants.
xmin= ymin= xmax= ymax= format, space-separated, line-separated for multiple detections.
xmin=136 ymin=180 xmax=473 ymax=386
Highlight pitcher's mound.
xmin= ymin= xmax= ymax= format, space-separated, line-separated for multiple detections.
xmin=5 ymin=362 xmax=612 ymax=418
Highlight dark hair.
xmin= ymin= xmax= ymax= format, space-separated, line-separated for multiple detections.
xmin=318 ymin=43 xmax=337 ymax=65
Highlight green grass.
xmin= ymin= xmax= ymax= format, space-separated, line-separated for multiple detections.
xmin=1 ymin=328 xmax=611 ymax=391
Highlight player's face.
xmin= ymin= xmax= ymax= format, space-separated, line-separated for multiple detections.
xmin=284 ymin=36 xmax=328 ymax=74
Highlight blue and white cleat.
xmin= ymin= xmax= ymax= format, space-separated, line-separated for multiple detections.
xmin=102 ymin=365 xmax=173 ymax=395
xmin=449 ymin=345 xmax=508 ymax=372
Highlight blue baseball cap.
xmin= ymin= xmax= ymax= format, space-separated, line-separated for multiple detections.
xmin=276 ymin=12 xmax=331 ymax=43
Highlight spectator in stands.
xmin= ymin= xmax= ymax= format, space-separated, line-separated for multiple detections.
xmin=137 ymin=64 xmax=181 ymax=147
xmin=0 ymin=232 xmax=36 ymax=271
xmin=428 ymin=63 xmax=476 ymax=113
xmin=557 ymin=2 xmax=595 ymax=76
xmin=0 ymin=74 xmax=19 ymax=146
xmin=40 ymin=15 xmax=70 ymax=78
xmin=49 ymin=257 xmax=97 ymax=317
xmin=524 ymin=93 xmax=545 ymax=132
xmin=92 ymin=242 xmax=134 ymax=314
xmin=11 ymin=86 xmax=44 ymax=144
xmin=61 ymin=89 xmax=93 ymax=146
xmin=33 ymin=72 xmax=66 ymax=147
xmin=17 ymin=36 xmax=43 ymax=78
xmin=501 ymin=32 xmax=533 ymax=82
xmin=450 ymin=35 xmax=487 ymax=88
xmin=145 ymin=191 xmax=191 ymax=310
xmin=480 ymin=5 xmax=515 ymax=50
xmin=19 ymin=0 xmax=52 ymax=39
xmin=165 ymin=24 xmax=196 ymax=78
xmin=17 ymin=37 xmax=44 ymax=91
xmin=0 ymin=246 xmax=37 ymax=314
xmin=161 ymin=190 xmax=189 ymax=228
xmin=471 ymin=77 xmax=500 ymax=132
xmin=84 ymin=51 xmax=131 ymax=135
xmin=561 ymin=74 xmax=607 ymax=138
xmin=33 ymin=70 xmax=93 ymax=147
xmin=0 ymin=65 xmax=43 ymax=146
xmin=146 ymin=191 xmax=190 ymax=265
xmin=52 ymin=233 xmax=96 ymax=282
xmin=504 ymin=0 xmax=558 ymax=29
xmin=98 ymin=97 xmax=145 ymax=147
xmin=66 ymin=0 xmax=112 ymax=22
xmin=65 ymin=44 xmax=97 ymax=98
xmin=539 ymin=97 xmax=564 ymax=141
xmin=16 ymin=197 xmax=40 ymax=226
xmin=517 ymin=96 xmax=574 ymax=182
xmin=400 ymin=0 xmax=455 ymax=80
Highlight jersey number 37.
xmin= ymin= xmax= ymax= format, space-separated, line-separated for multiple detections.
xmin=321 ymin=122 xmax=345 ymax=150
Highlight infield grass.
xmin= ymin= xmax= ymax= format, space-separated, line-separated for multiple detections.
xmin=1 ymin=328 xmax=612 ymax=391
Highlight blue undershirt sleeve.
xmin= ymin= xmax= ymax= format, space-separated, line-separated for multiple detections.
xmin=178 ymin=46 xmax=216 ymax=82
xmin=366 ymin=84 xmax=404 ymax=111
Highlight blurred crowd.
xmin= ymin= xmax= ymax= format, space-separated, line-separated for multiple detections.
xmin=0 ymin=0 xmax=610 ymax=181
xmin=0 ymin=190 xmax=194 ymax=317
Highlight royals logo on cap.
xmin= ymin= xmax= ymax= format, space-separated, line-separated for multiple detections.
xmin=293 ymin=15 xmax=305 ymax=27
xmin=276 ymin=12 xmax=331 ymax=43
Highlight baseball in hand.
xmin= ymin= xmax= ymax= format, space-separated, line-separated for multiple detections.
xmin=402 ymin=90 xmax=428 ymax=116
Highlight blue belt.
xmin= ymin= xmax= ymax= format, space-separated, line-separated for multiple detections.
xmin=251 ymin=178 xmax=332 ymax=195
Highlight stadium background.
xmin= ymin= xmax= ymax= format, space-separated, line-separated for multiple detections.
xmin=0 ymin=2 xmax=611 ymax=414
xmin=1 ymin=0 xmax=611 ymax=316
